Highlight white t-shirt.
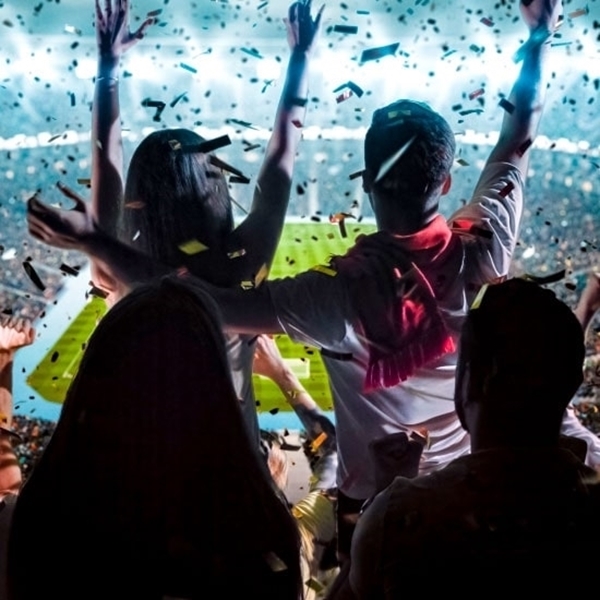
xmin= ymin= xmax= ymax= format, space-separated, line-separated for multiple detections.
xmin=266 ymin=161 xmax=525 ymax=499
xmin=225 ymin=332 xmax=260 ymax=447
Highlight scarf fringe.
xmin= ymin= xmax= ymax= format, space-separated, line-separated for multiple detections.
xmin=364 ymin=325 xmax=456 ymax=393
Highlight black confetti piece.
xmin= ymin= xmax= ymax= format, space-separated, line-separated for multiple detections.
xmin=360 ymin=42 xmax=400 ymax=64
xmin=23 ymin=262 xmax=46 ymax=292
xmin=333 ymin=24 xmax=358 ymax=34
xmin=181 ymin=135 xmax=232 ymax=154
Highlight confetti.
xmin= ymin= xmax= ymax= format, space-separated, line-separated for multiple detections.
xmin=480 ymin=17 xmax=494 ymax=27
xmin=310 ymin=432 xmax=328 ymax=453
xmin=178 ymin=239 xmax=209 ymax=255
xmin=349 ymin=169 xmax=365 ymax=180
xmin=227 ymin=118 xmax=259 ymax=130
xmin=243 ymin=143 xmax=261 ymax=152
xmin=255 ymin=263 xmax=269 ymax=287
xmin=179 ymin=62 xmax=198 ymax=74
xmin=257 ymin=1 xmax=269 ymax=9
xmin=229 ymin=175 xmax=251 ymax=184
xmin=51 ymin=351 xmax=59 ymax=363
xmin=209 ymin=155 xmax=245 ymax=178
xmin=88 ymin=285 xmax=108 ymax=300
xmin=456 ymin=158 xmax=470 ymax=166
xmin=241 ymin=47 xmax=264 ymax=59
xmin=568 ymin=7 xmax=589 ymax=18
xmin=333 ymin=24 xmax=358 ymax=34
xmin=147 ymin=9 xmax=163 ymax=17
xmin=517 ymin=138 xmax=533 ymax=157
xmin=141 ymin=98 xmax=166 ymax=122
xmin=59 ymin=264 xmax=79 ymax=276
xmin=291 ymin=119 xmax=303 ymax=128
xmin=359 ymin=42 xmax=400 ymax=64
xmin=499 ymin=98 xmax=515 ymax=114
xmin=64 ymin=24 xmax=82 ymax=35
xmin=77 ymin=178 xmax=91 ymax=186
xmin=305 ymin=579 xmax=326 ymax=593
xmin=181 ymin=135 xmax=232 ymax=154
xmin=227 ymin=249 xmax=247 ymax=259
xmin=468 ymin=88 xmax=485 ymax=100
xmin=23 ymin=262 xmax=45 ymax=292
xmin=336 ymin=90 xmax=353 ymax=104
xmin=169 ymin=92 xmax=187 ymax=108
xmin=333 ymin=81 xmax=364 ymax=98
xmin=311 ymin=265 xmax=337 ymax=277
xmin=499 ymin=182 xmax=515 ymax=198
xmin=286 ymin=96 xmax=308 ymax=107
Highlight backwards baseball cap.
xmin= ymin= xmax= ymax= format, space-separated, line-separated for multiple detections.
xmin=364 ymin=99 xmax=456 ymax=196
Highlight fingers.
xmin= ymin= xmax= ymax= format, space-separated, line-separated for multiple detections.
xmin=56 ymin=182 xmax=87 ymax=211
xmin=131 ymin=16 xmax=155 ymax=40
xmin=315 ymin=4 xmax=325 ymax=28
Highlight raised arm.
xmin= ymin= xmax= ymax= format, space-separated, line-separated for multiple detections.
xmin=92 ymin=0 xmax=154 ymax=235
xmin=27 ymin=189 xmax=169 ymax=304
xmin=0 ymin=316 xmax=35 ymax=496
xmin=573 ymin=269 xmax=600 ymax=333
xmin=227 ymin=0 xmax=323 ymax=272
xmin=485 ymin=0 xmax=562 ymax=173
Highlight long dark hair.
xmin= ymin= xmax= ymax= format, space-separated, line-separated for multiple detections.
xmin=121 ymin=129 xmax=234 ymax=269
xmin=7 ymin=277 xmax=302 ymax=599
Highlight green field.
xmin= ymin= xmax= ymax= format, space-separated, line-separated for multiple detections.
xmin=27 ymin=221 xmax=376 ymax=414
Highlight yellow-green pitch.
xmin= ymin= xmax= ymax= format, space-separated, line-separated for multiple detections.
xmin=27 ymin=221 xmax=376 ymax=414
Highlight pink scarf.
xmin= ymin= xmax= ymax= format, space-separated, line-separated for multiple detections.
xmin=330 ymin=215 xmax=461 ymax=392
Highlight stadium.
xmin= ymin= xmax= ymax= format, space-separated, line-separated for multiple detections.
xmin=1 ymin=0 xmax=599 ymax=431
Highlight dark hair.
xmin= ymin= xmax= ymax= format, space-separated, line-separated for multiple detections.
xmin=8 ymin=277 xmax=301 ymax=599
xmin=364 ymin=99 xmax=455 ymax=198
xmin=457 ymin=278 xmax=584 ymax=419
xmin=121 ymin=129 xmax=234 ymax=268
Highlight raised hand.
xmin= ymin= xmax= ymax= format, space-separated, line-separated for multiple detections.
xmin=284 ymin=0 xmax=324 ymax=54
xmin=520 ymin=0 xmax=562 ymax=35
xmin=0 ymin=315 xmax=35 ymax=355
xmin=253 ymin=335 xmax=288 ymax=381
xmin=580 ymin=269 xmax=600 ymax=313
xmin=95 ymin=0 xmax=155 ymax=63
xmin=27 ymin=183 xmax=95 ymax=251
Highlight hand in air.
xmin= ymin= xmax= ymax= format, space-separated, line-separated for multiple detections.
xmin=95 ymin=0 xmax=156 ymax=62
xmin=580 ymin=268 xmax=600 ymax=315
xmin=284 ymin=0 xmax=324 ymax=54
xmin=0 ymin=315 xmax=35 ymax=355
xmin=27 ymin=183 xmax=95 ymax=251
xmin=253 ymin=335 xmax=288 ymax=381
xmin=520 ymin=0 xmax=562 ymax=35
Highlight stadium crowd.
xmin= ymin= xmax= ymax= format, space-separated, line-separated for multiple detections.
xmin=1 ymin=0 xmax=600 ymax=598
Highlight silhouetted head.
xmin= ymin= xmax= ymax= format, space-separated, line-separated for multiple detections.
xmin=8 ymin=276 xmax=301 ymax=599
xmin=121 ymin=128 xmax=234 ymax=267
xmin=455 ymin=278 xmax=585 ymax=446
xmin=364 ymin=100 xmax=455 ymax=206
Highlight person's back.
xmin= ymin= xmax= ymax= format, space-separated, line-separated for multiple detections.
xmin=7 ymin=277 xmax=301 ymax=600
xmin=347 ymin=278 xmax=600 ymax=597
